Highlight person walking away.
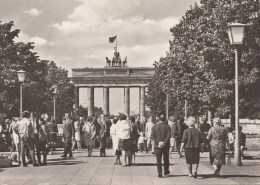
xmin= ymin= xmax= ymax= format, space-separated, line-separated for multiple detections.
xmin=239 ymin=126 xmax=246 ymax=159
xmin=37 ymin=118 xmax=50 ymax=165
xmin=47 ymin=119 xmax=58 ymax=151
xmin=151 ymin=114 xmax=171 ymax=178
xmin=15 ymin=111 xmax=38 ymax=167
xmin=99 ymin=114 xmax=107 ymax=156
xmin=145 ymin=116 xmax=155 ymax=153
xmin=200 ymin=118 xmax=211 ymax=152
xmin=176 ymin=117 xmax=187 ymax=158
xmin=168 ymin=116 xmax=179 ymax=157
xmin=117 ymin=113 xmax=133 ymax=166
xmin=207 ymin=117 xmax=229 ymax=177
xmin=72 ymin=117 xmax=82 ymax=151
xmin=180 ymin=117 xmax=204 ymax=178
xmin=61 ymin=113 xmax=75 ymax=158
xmin=129 ymin=116 xmax=139 ymax=164
xmin=83 ymin=116 xmax=96 ymax=157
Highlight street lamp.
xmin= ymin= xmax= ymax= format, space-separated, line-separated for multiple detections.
xmin=52 ymin=85 xmax=57 ymax=120
xmin=17 ymin=70 xmax=26 ymax=118
xmin=227 ymin=22 xmax=247 ymax=166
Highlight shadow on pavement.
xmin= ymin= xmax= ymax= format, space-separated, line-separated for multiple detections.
xmin=198 ymin=174 xmax=260 ymax=179
xmin=48 ymin=160 xmax=86 ymax=165
xmin=132 ymin=163 xmax=174 ymax=166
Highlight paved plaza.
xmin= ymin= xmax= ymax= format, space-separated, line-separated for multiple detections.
xmin=1 ymin=149 xmax=260 ymax=185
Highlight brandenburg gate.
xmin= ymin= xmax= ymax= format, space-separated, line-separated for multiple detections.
xmin=71 ymin=52 xmax=154 ymax=120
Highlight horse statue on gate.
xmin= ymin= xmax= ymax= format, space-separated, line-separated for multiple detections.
xmin=106 ymin=57 xmax=111 ymax=66
xmin=123 ymin=56 xmax=127 ymax=66
xmin=106 ymin=50 xmax=128 ymax=67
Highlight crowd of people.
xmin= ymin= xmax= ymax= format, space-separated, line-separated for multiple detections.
xmin=0 ymin=110 xmax=246 ymax=179
xmin=0 ymin=111 xmax=58 ymax=166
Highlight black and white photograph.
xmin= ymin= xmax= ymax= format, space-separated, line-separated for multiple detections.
xmin=0 ymin=0 xmax=260 ymax=184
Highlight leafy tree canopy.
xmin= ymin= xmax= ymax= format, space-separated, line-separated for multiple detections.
xmin=147 ymin=0 xmax=260 ymax=118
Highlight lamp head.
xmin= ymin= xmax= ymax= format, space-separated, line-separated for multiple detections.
xmin=17 ymin=70 xmax=26 ymax=83
xmin=227 ymin=22 xmax=247 ymax=45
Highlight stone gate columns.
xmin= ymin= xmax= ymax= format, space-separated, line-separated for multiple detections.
xmin=140 ymin=86 xmax=146 ymax=121
xmin=124 ymin=87 xmax=130 ymax=117
xmin=87 ymin=87 xmax=94 ymax=116
xmin=103 ymin=87 xmax=110 ymax=115
xmin=74 ymin=86 xmax=79 ymax=116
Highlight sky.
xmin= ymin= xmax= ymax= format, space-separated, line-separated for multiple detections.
xmin=0 ymin=0 xmax=199 ymax=114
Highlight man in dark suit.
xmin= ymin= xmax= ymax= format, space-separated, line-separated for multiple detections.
xmin=151 ymin=114 xmax=171 ymax=177
xmin=61 ymin=113 xmax=75 ymax=158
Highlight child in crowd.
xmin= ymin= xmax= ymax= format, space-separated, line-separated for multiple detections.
xmin=138 ymin=132 xmax=146 ymax=152
xmin=115 ymin=148 xmax=122 ymax=165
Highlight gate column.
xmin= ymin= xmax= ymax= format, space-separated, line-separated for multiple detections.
xmin=87 ymin=87 xmax=94 ymax=116
xmin=140 ymin=86 xmax=146 ymax=121
xmin=124 ymin=86 xmax=130 ymax=117
xmin=103 ymin=86 xmax=110 ymax=115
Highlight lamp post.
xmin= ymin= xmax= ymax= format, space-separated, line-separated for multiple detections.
xmin=17 ymin=70 xmax=26 ymax=118
xmin=53 ymin=85 xmax=57 ymax=120
xmin=227 ymin=22 xmax=247 ymax=166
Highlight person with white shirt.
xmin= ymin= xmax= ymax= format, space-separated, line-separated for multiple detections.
xmin=145 ymin=117 xmax=155 ymax=153
xmin=15 ymin=111 xmax=38 ymax=167
xmin=117 ymin=113 xmax=132 ymax=166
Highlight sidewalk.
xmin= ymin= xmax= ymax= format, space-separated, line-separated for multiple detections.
xmin=0 ymin=149 xmax=259 ymax=185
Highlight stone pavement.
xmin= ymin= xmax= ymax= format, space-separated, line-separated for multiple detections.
xmin=0 ymin=149 xmax=260 ymax=185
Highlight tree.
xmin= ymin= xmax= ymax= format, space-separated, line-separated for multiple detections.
xmin=0 ymin=21 xmax=75 ymax=119
xmin=147 ymin=1 xmax=260 ymax=118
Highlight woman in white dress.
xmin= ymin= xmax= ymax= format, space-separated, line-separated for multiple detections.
xmin=110 ymin=116 xmax=119 ymax=163
xmin=72 ymin=117 xmax=82 ymax=151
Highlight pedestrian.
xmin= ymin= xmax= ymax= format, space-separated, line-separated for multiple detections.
xmin=72 ymin=117 xmax=82 ymax=151
xmin=145 ymin=116 xmax=155 ymax=153
xmin=151 ymin=114 xmax=171 ymax=178
xmin=110 ymin=116 xmax=118 ymax=154
xmin=83 ymin=116 xmax=96 ymax=157
xmin=37 ymin=118 xmax=50 ymax=165
xmin=110 ymin=116 xmax=122 ymax=164
xmin=207 ymin=117 xmax=229 ymax=177
xmin=99 ymin=114 xmax=108 ymax=156
xmin=15 ymin=111 xmax=38 ymax=167
xmin=47 ymin=119 xmax=58 ymax=151
xmin=239 ymin=126 xmax=246 ymax=159
xmin=138 ymin=132 xmax=146 ymax=152
xmin=200 ymin=118 xmax=211 ymax=152
xmin=30 ymin=112 xmax=40 ymax=158
xmin=129 ymin=116 xmax=139 ymax=164
xmin=117 ymin=113 xmax=132 ymax=166
xmin=180 ymin=117 xmax=204 ymax=178
xmin=176 ymin=117 xmax=187 ymax=158
xmin=9 ymin=118 xmax=21 ymax=165
xmin=61 ymin=113 xmax=75 ymax=158
xmin=168 ymin=116 xmax=179 ymax=157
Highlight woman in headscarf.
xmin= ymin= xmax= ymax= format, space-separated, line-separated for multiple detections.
xmin=180 ymin=117 xmax=203 ymax=178
xmin=207 ymin=117 xmax=229 ymax=177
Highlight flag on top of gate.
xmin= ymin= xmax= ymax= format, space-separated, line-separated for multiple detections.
xmin=109 ymin=35 xmax=116 ymax=43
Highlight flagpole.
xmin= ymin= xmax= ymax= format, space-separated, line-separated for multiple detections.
xmin=116 ymin=34 xmax=117 ymax=52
